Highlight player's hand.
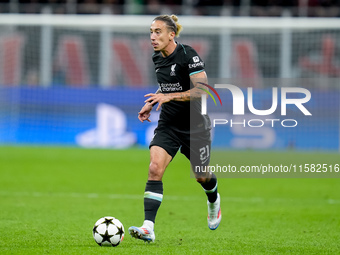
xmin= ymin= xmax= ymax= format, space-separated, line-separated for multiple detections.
xmin=144 ymin=93 xmax=170 ymax=111
xmin=138 ymin=103 xmax=153 ymax=122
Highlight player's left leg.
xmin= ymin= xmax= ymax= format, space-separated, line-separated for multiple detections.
xmin=181 ymin=129 xmax=221 ymax=230
xmin=195 ymin=171 xmax=221 ymax=230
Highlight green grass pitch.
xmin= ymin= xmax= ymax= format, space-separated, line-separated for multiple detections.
xmin=0 ymin=146 xmax=339 ymax=254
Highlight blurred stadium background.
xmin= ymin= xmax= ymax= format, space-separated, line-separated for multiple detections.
xmin=0 ymin=1 xmax=339 ymax=151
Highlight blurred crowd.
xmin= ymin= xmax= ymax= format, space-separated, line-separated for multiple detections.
xmin=0 ymin=0 xmax=339 ymax=17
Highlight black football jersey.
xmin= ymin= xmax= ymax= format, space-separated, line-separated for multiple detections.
xmin=152 ymin=43 xmax=211 ymax=133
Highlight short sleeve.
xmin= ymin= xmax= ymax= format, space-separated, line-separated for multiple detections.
xmin=185 ymin=46 xmax=205 ymax=76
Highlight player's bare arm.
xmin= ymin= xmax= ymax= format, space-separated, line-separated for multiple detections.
xmin=138 ymin=88 xmax=162 ymax=122
xmin=144 ymin=71 xmax=208 ymax=111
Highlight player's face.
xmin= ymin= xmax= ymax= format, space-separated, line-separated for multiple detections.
xmin=150 ymin=20 xmax=174 ymax=52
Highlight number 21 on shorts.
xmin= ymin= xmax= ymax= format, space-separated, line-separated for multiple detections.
xmin=199 ymin=145 xmax=210 ymax=165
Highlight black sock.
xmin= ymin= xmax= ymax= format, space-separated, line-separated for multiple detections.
xmin=200 ymin=173 xmax=218 ymax=203
xmin=144 ymin=180 xmax=163 ymax=223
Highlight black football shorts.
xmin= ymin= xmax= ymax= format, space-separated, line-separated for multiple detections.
xmin=149 ymin=124 xmax=211 ymax=168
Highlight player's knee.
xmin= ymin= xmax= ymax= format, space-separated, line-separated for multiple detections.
xmin=196 ymin=177 xmax=208 ymax=183
xmin=148 ymin=161 xmax=163 ymax=180
xmin=195 ymin=171 xmax=211 ymax=183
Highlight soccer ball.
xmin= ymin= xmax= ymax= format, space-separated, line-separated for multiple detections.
xmin=92 ymin=216 xmax=124 ymax=246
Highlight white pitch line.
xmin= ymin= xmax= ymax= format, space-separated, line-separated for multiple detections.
xmin=0 ymin=190 xmax=261 ymax=203
xmin=327 ymin=199 xmax=340 ymax=204
xmin=0 ymin=190 xmax=339 ymax=204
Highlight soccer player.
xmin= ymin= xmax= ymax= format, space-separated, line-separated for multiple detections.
xmin=128 ymin=14 xmax=221 ymax=242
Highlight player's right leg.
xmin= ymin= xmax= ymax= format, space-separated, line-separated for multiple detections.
xmin=129 ymin=146 xmax=172 ymax=243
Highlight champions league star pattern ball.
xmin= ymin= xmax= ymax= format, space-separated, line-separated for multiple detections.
xmin=92 ymin=216 xmax=124 ymax=246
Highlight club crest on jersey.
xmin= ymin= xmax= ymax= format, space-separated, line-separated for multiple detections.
xmin=170 ymin=64 xmax=176 ymax=76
